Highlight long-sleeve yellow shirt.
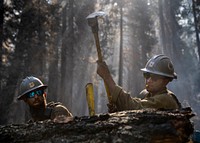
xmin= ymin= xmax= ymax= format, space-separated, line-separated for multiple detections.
xmin=111 ymin=85 xmax=180 ymax=111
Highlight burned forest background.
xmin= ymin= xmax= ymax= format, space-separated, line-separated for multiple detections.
xmin=1 ymin=0 xmax=200 ymax=130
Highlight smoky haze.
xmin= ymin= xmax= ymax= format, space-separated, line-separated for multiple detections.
xmin=1 ymin=0 xmax=199 ymax=130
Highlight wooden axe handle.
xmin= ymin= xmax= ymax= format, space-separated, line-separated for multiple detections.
xmin=93 ymin=33 xmax=112 ymax=104
xmin=93 ymin=33 xmax=103 ymax=62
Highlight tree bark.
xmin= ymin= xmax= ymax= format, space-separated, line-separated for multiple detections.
xmin=0 ymin=108 xmax=194 ymax=143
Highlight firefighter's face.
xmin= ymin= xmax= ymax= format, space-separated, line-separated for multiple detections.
xmin=24 ymin=89 xmax=46 ymax=107
xmin=143 ymin=73 xmax=169 ymax=94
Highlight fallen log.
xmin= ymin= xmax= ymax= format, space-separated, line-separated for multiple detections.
xmin=0 ymin=108 xmax=194 ymax=143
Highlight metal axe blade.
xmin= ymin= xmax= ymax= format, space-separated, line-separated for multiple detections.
xmin=86 ymin=11 xmax=106 ymax=32
xmin=86 ymin=11 xmax=106 ymax=20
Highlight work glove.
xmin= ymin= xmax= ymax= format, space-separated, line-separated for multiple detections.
xmin=107 ymin=103 xmax=118 ymax=113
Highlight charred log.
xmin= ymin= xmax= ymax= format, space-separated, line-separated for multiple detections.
xmin=0 ymin=108 xmax=194 ymax=143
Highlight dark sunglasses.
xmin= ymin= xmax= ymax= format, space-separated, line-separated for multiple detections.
xmin=143 ymin=72 xmax=164 ymax=81
xmin=27 ymin=90 xmax=44 ymax=98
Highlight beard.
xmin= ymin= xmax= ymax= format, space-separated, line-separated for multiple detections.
xmin=32 ymin=100 xmax=45 ymax=109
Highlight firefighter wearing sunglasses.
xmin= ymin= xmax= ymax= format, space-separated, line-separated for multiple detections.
xmin=17 ymin=76 xmax=72 ymax=122
xmin=97 ymin=54 xmax=181 ymax=112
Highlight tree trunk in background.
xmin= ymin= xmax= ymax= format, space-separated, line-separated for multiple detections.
xmin=59 ymin=1 xmax=67 ymax=104
xmin=159 ymin=0 xmax=165 ymax=53
xmin=160 ymin=0 xmax=173 ymax=57
xmin=192 ymin=0 xmax=200 ymax=62
xmin=28 ymin=0 xmax=46 ymax=76
xmin=57 ymin=1 xmax=67 ymax=103
xmin=125 ymin=1 xmax=141 ymax=96
xmin=67 ymin=0 xmax=74 ymax=112
xmin=158 ymin=0 xmax=182 ymax=63
xmin=47 ymin=29 xmax=59 ymax=102
xmin=118 ymin=3 xmax=123 ymax=87
xmin=0 ymin=0 xmax=2 ymax=48
xmin=160 ymin=0 xmax=182 ymax=61
xmin=0 ymin=0 xmax=3 ymax=91
xmin=46 ymin=0 xmax=66 ymax=102
xmin=60 ymin=0 xmax=74 ymax=111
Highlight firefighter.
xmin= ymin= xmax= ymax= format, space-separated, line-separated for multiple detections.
xmin=17 ymin=76 xmax=73 ymax=122
xmin=97 ymin=54 xmax=181 ymax=112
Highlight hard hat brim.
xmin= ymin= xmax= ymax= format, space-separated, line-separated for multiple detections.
xmin=17 ymin=85 xmax=48 ymax=100
xmin=141 ymin=68 xmax=177 ymax=79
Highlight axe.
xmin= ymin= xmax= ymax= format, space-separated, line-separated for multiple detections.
xmin=86 ymin=11 xmax=112 ymax=104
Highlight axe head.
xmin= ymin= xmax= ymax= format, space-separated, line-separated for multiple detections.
xmin=86 ymin=11 xmax=106 ymax=32
xmin=86 ymin=11 xmax=106 ymax=19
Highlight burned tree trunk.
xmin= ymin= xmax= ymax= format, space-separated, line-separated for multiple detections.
xmin=0 ymin=108 xmax=194 ymax=143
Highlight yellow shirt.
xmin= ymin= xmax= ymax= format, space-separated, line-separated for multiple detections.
xmin=112 ymin=86 xmax=180 ymax=111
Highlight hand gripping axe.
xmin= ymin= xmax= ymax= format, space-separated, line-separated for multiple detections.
xmin=86 ymin=11 xmax=112 ymax=105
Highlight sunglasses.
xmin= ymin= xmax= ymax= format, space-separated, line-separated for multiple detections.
xmin=27 ymin=90 xmax=44 ymax=98
xmin=143 ymin=72 xmax=164 ymax=81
